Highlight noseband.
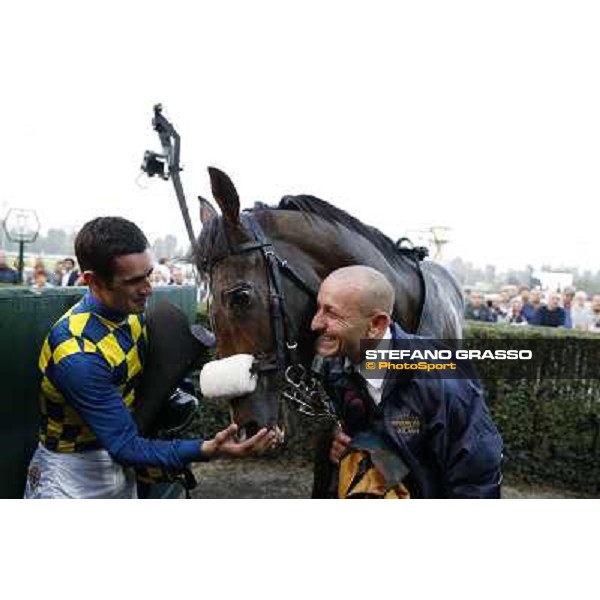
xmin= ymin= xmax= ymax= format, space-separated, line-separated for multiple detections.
xmin=206 ymin=212 xmax=317 ymax=378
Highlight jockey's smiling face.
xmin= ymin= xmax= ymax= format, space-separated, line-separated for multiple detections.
xmin=83 ymin=250 xmax=154 ymax=315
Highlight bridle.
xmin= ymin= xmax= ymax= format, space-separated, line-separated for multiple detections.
xmin=202 ymin=211 xmax=429 ymax=420
xmin=205 ymin=212 xmax=317 ymax=378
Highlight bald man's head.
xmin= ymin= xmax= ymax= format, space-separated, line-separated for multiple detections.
xmin=323 ymin=266 xmax=395 ymax=317
xmin=312 ymin=266 xmax=394 ymax=363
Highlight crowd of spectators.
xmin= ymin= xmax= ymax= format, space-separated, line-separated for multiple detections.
xmin=0 ymin=252 xmax=201 ymax=295
xmin=464 ymin=285 xmax=600 ymax=333
xmin=27 ymin=257 xmax=81 ymax=290
xmin=4 ymin=251 xmax=598 ymax=332
xmin=0 ymin=253 xmax=83 ymax=289
xmin=148 ymin=258 xmax=195 ymax=286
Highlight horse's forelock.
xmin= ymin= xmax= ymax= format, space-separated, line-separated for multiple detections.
xmin=196 ymin=213 xmax=259 ymax=274
xmin=196 ymin=216 xmax=227 ymax=274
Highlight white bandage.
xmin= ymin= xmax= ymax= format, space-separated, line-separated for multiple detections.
xmin=199 ymin=354 xmax=257 ymax=401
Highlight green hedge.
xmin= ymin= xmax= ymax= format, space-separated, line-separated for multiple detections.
xmin=192 ymin=305 xmax=600 ymax=493
xmin=464 ymin=321 xmax=600 ymax=494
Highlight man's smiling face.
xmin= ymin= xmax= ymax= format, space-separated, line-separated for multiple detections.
xmin=310 ymin=278 xmax=372 ymax=364
xmin=87 ymin=250 xmax=154 ymax=315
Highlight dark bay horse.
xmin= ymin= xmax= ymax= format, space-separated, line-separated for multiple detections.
xmin=196 ymin=167 xmax=463 ymax=439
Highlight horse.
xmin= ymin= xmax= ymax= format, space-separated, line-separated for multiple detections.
xmin=195 ymin=167 xmax=464 ymax=453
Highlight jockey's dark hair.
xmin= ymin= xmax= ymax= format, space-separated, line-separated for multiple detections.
xmin=75 ymin=216 xmax=148 ymax=281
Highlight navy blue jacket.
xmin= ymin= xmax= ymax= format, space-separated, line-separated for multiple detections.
xmin=464 ymin=303 xmax=496 ymax=322
xmin=0 ymin=266 xmax=18 ymax=284
xmin=531 ymin=306 xmax=566 ymax=327
xmin=521 ymin=303 xmax=538 ymax=323
xmin=318 ymin=324 xmax=503 ymax=499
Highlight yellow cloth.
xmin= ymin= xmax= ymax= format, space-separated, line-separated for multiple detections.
xmin=338 ymin=450 xmax=410 ymax=499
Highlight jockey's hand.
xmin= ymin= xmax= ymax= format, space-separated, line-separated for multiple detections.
xmin=329 ymin=427 xmax=351 ymax=465
xmin=200 ymin=424 xmax=276 ymax=458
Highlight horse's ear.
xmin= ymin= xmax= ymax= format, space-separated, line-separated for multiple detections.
xmin=198 ymin=195 xmax=218 ymax=225
xmin=208 ymin=166 xmax=240 ymax=224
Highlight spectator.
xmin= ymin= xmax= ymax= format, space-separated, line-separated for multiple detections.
xmin=562 ymin=287 xmax=575 ymax=329
xmin=519 ymin=286 xmax=530 ymax=305
xmin=500 ymin=287 xmax=515 ymax=313
xmin=506 ymin=297 xmax=528 ymax=325
xmin=31 ymin=268 xmax=53 ymax=292
xmin=532 ymin=292 xmax=566 ymax=327
xmin=464 ymin=291 xmax=495 ymax=322
xmin=12 ymin=257 xmax=24 ymax=279
xmin=522 ymin=289 xmax=542 ymax=323
xmin=34 ymin=257 xmax=51 ymax=277
xmin=149 ymin=270 xmax=169 ymax=286
xmin=50 ymin=260 xmax=64 ymax=286
xmin=589 ymin=294 xmax=600 ymax=333
xmin=0 ymin=250 xmax=19 ymax=284
xmin=60 ymin=258 xmax=80 ymax=287
xmin=170 ymin=266 xmax=185 ymax=285
xmin=490 ymin=294 xmax=508 ymax=323
xmin=571 ymin=291 xmax=593 ymax=331
xmin=26 ymin=257 xmax=48 ymax=284
xmin=156 ymin=258 xmax=171 ymax=283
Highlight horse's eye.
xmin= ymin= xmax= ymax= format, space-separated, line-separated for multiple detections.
xmin=229 ymin=289 xmax=252 ymax=311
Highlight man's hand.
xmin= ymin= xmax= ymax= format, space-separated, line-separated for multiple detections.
xmin=200 ymin=424 xmax=276 ymax=458
xmin=329 ymin=426 xmax=351 ymax=465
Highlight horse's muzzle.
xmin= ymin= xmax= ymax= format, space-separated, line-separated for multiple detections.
xmin=237 ymin=422 xmax=286 ymax=449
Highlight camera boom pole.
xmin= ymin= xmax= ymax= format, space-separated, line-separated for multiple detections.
xmin=147 ymin=104 xmax=197 ymax=251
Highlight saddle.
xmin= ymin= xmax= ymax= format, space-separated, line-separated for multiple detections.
xmin=134 ymin=300 xmax=214 ymax=436
xmin=133 ymin=301 xmax=215 ymax=495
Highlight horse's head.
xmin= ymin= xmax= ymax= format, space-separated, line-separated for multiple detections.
xmin=195 ymin=168 xmax=464 ymax=445
xmin=196 ymin=167 xmax=317 ymax=444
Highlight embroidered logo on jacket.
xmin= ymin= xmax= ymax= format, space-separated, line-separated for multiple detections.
xmin=391 ymin=413 xmax=421 ymax=436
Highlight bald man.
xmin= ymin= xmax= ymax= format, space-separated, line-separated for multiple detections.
xmin=311 ymin=266 xmax=503 ymax=499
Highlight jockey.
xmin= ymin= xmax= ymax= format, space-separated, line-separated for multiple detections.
xmin=25 ymin=216 xmax=275 ymax=499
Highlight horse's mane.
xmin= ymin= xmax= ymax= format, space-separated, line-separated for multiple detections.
xmin=278 ymin=194 xmax=409 ymax=270
xmin=197 ymin=194 xmax=409 ymax=272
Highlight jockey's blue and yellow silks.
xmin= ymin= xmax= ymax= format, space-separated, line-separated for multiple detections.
xmin=38 ymin=292 xmax=205 ymax=469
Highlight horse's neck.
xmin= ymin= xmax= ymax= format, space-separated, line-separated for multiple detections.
xmin=259 ymin=210 xmax=423 ymax=332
